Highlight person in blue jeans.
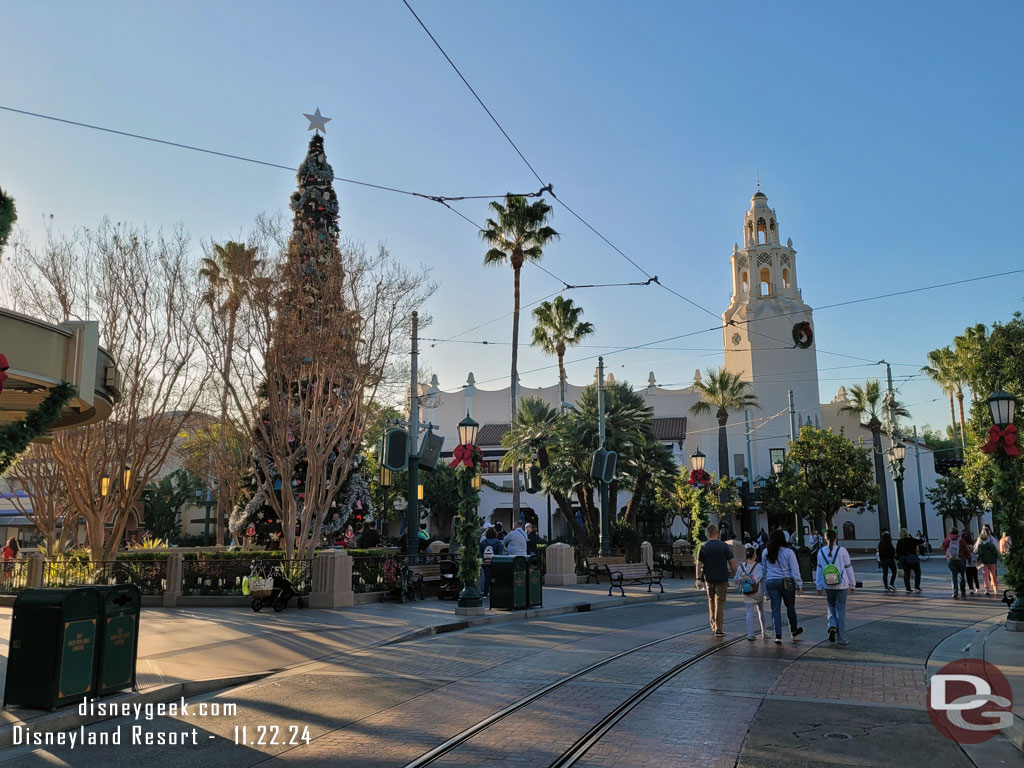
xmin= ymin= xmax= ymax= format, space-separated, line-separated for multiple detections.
xmin=942 ymin=527 xmax=968 ymax=599
xmin=815 ymin=529 xmax=856 ymax=645
xmin=761 ymin=530 xmax=804 ymax=643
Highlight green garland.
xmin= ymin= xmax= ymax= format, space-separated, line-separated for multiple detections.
xmin=481 ymin=476 xmax=513 ymax=493
xmin=455 ymin=468 xmax=482 ymax=588
xmin=0 ymin=187 xmax=16 ymax=255
xmin=0 ymin=381 xmax=76 ymax=475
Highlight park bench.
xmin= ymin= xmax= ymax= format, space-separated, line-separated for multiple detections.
xmin=605 ymin=562 xmax=664 ymax=597
xmin=407 ymin=564 xmax=441 ymax=600
xmin=585 ymin=555 xmax=626 ymax=584
xmin=670 ymin=553 xmax=696 ymax=579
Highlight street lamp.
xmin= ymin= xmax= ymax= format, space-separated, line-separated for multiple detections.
xmin=452 ymin=412 xmax=483 ymax=614
xmin=101 ymin=474 xmax=111 ymax=497
xmin=690 ymin=448 xmax=706 ymax=473
xmin=889 ymin=442 xmax=908 ymax=531
xmin=195 ymin=485 xmax=214 ymax=546
xmin=982 ymin=390 xmax=1022 ymax=629
xmin=458 ymin=412 xmax=480 ymax=447
xmin=772 ymin=460 xmax=783 ymax=475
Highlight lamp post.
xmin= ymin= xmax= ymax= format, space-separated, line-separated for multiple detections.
xmin=453 ymin=412 xmax=483 ymax=614
xmin=888 ymin=442 xmax=908 ymax=532
xmin=195 ymin=485 xmax=215 ymax=546
xmin=981 ymin=390 xmax=1022 ymax=629
xmin=379 ymin=465 xmax=391 ymax=538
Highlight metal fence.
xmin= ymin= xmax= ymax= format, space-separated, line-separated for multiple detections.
xmin=43 ymin=559 xmax=167 ymax=595
xmin=0 ymin=558 xmax=31 ymax=594
xmin=350 ymin=553 xmax=455 ymax=593
xmin=181 ymin=558 xmax=313 ymax=596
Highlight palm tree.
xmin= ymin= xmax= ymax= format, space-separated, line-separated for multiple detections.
xmin=840 ymin=380 xmax=910 ymax=536
xmin=921 ymin=347 xmax=963 ymax=459
xmin=531 ymin=296 xmax=595 ymax=408
xmin=481 ymin=195 xmax=558 ymax=518
xmin=688 ymin=368 xmax=760 ymax=480
xmin=200 ymin=241 xmax=261 ymax=545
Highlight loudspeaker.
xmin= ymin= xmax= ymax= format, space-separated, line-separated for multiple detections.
xmin=418 ymin=432 xmax=445 ymax=471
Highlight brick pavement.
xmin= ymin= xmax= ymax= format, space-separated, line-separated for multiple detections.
xmin=768 ymin=660 xmax=926 ymax=708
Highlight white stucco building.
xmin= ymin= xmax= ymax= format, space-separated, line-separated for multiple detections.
xmin=421 ymin=190 xmax=963 ymax=548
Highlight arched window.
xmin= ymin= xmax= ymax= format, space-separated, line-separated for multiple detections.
xmin=756 ymin=217 xmax=768 ymax=244
xmin=842 ymin=521 xmax=856 ymax=540
xmin=769 ymin=218 xmax=776 ymax=233
xmin=759 ymin=267 xmax=770 ymax=295
xmin=741 ymin=271 xmax=748 ymax=292
xmin=782 ymin=268 xmax=790 ymax=289
xmin=747 ymin=221 xmax=754 ymax=242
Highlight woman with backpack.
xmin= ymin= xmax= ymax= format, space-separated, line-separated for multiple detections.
xmin=942 ymin=527 xmax=968 ymax=599
xmin=816 ymin=529 xmax=855 ymax=644
xmin=762 ymin=530 xmax=803 ymax=644
xmin=479 ymin=527 xmax=505 ymax=598
xmin=896 ymin=528 xmax=924 ymax=593
xmin=733 ymin=546 xmax=766 ymax=641
xmin=877 ymin=531 xmax=897 ymax=592
xmin=974 ymin=531 xmax=1001 ymax=595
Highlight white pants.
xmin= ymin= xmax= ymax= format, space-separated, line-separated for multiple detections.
xmin=745 ymin=599 xmax=765 ymax=635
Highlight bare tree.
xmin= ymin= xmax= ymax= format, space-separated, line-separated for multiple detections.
xmin=2 ymin=221 xmax=211 ymax=563
xmin=6 ymin=446 xmax=78 ymax=555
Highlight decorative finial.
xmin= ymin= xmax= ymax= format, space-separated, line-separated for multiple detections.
xmin=303 ymin=107 xmax=332 ymax=134
xmin=756 ymin=169 xmax=760 ymax=191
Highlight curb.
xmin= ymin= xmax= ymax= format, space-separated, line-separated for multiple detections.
xmin=383 ymin=588 xmax=700 ymax=646
xmin=0 ymin=672 xmax=269 ymax=750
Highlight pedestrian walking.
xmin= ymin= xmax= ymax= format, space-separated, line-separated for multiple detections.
xmin=896 ymin=528 xmax=924 ymax=593
xmin=974 ymin=531 xmax=1000 ymax=596
xmin=1 ymin=537 xmax=17 ymax=582
xmin=696 ymin=523 xmax=736 ymax=637
xmin=877 ymin=531 xmax=897 ymax=591
xmin=815 ymin=529 xmax=855 ymax=645
xmin=963 ymin=530 xmax=980 ymax=595
xmin=479 ymin=527 xmax=505 ymax=597
xmin=733 ymin=546 xmax=766 ymax=640
xmin=762 ymin=530 xmax=803 ymax=644
xmin=942 ymin=527 xmax=968 ymax=599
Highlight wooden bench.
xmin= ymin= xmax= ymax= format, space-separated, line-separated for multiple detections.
xmin=585 ymin=555 xmax=626 ymax=584
xmin=407 ymin=564 xmax=441 ymax=600
xmin=605 ymin=562 xmax=664 ymax=596
xmin=670 ymin=553 xmax=696 ymax=579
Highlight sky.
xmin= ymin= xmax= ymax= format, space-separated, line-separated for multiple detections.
xmin=2 ymin=1 xmax=1023 ymax=434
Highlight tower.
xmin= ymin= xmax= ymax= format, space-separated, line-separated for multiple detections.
xmin=722 ymin=190 xmax=820 ymax=477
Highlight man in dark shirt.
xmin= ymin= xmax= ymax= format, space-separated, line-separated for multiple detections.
xmin=359 ymin=521 xmax=381 ymax=549
xmin=696 ymin=523 xmax=736 ymax=637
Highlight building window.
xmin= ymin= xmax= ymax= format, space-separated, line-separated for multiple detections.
xmin=734 ymin=453 xmax=746 ymax=478
xmin=842 ymin=521 xmax=856 ymax=540
xmin=480 ymin=460 xmax=510 ymax=475
xmin=756 ymin=217 xmax=767 ymax=244
xmin=759 ymin=267 xmax=771 ymax=295
xmin=769 ymin=448 xmax=786 ymax=468
xmin=741 ymin=271 xmax=748 ymax=292
xmin=782 ymin=268 xmax=790 ymax=289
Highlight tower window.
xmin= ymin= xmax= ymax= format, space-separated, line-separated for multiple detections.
xmin=759 ymin=267 xmax=771 ymax=295
xmin=770 ymin=218 xmax=775 ymax=232
xmin=747 ymin=221 xmax=753 ymax=242
xmin=782 ymin=268 xmax=790 ymax=289
xmin=756 ymin=217 xmax=767 ymax=244
xmin=741 ymin=271 xmax=748 ymax=292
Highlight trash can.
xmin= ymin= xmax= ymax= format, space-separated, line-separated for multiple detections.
xmin=489 ymin=555 xmax=528 ymax=610
xmin=797 ymin=547 xmax=814 ymax=583
xmin=94 ymin=584 xmax=141 ymax=697
xmin=526 ymin=554 xmax=543 ymax=608
xmin=3 ymin=587 xmax=102 ymax=710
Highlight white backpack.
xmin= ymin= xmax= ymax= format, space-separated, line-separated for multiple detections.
xmin=482 ymin=545 xmax=495 ymax=564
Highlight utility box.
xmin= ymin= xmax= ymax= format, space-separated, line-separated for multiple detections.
xmin=94 ymin=584 xmax=141 ymax=697
xmin=489 ymin=555 xmax=528 ymax=610
xmin=526 ymin=554 xmax=543 ymax=608
xmin=797 ymin=547 xmax=814 ymax=583
xmin=3 ymin=588 xmax=102 ymax=710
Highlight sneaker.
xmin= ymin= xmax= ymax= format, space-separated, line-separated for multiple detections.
xmin=747 ymin=634 xmax=757 ymax=641
xmin=774 ymin=636 xmax=782 ymax=644
xmin=970 ymin=590 xmax=976 ymax=595
xmin=715 ymin=631 xmax=726 ymax=637
xmin=906 ymin=589 xmax=913 ymax=593
xmin=828 ymin=626 xmax=837 ymax=643
xmin=951 ymin=593 xmax=959 ymax=599
xmin=914 ymin=588 xmax=922 ymax=593
xmin=792 ymin=627 xmax=804 ymax=640
xmin=837 ymin=639 xmax=850 ymax=646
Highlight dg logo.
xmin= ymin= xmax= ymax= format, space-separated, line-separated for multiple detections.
xmin=928 ymin=658 xmax=1014 ymax=744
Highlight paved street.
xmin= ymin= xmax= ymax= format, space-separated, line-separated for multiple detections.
xmin=0 ymin=560 xmax=1019 ymax=768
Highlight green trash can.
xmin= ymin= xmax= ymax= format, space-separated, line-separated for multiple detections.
xmin=94 ymin=584 xmax=141 ymax=697
xmin=797 ymin=547 xmax=814 ymax=583
xmin=3 ymin=587 xmax=102 ymax=710
xmin=489 ymin=555 xmax=528 ymax=610
xmin=527 ymin=554 xmax=543 ymax=608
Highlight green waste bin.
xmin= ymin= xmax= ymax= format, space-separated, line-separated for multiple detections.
xmin=489 ymin=555 xmax=528 ymax=610
xmin=94 ymin=584 xmax=141 ymax=697
xmin=526 ymin=554 xmax=543 ymax=608
xmin=3 ymin=587 xmax=101 ymax=710
xmin=797 ymin=547 xmax=814 ymax=583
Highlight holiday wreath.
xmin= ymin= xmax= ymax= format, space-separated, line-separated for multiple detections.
xmin=792 ymin=321 xmax=813 ymax=349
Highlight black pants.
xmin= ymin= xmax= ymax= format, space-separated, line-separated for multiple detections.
xmin=881 ymin=559 xmax=897 ymax=588
xmin=902 ymin=560 xmax=921 ymax=590
xmin=966 ymin=566 xmax=980 ymax=591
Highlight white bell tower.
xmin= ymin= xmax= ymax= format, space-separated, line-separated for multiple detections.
xmin=722 ymin=189 xmax=820 ymax=477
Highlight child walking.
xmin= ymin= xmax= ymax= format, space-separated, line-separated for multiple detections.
xmin=733 ymin=546 xmax=766 ymax=640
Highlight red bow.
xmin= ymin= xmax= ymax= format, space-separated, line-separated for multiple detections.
xmin=688 ymin=468 xmax=711 ymax=487
xmin=450 ymin=443 xmax=479 ymax=468
xmin=981 ymin=423 xmax=1020 ymax=456
xmin=0 ymin=353 xmax=8 ymax=396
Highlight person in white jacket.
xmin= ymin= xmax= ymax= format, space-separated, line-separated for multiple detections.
xmin=815 ymin=528 xmax=856 ymax=645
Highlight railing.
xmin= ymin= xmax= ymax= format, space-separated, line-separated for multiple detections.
xmin=180 ymin=558 xmax=313 ymax=596
xmin=43 ymin=559 xmax=167 ymax=595
xmin=350 ymin=553 xmax=455 ymax=593
xmin=0 ymin=558 xmax=31 ymax=594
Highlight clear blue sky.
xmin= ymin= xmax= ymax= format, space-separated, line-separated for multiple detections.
xmin=3 ymin=1 xmax=1022 ymax=432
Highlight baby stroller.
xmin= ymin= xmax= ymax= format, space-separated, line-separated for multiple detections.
xmin=246 ymin=561 xmax=302 ymax=613
xmin=438 ymin=560 xmax=461 ymax=600
xmin=380 ymin=556 xmax=416 ymax=603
